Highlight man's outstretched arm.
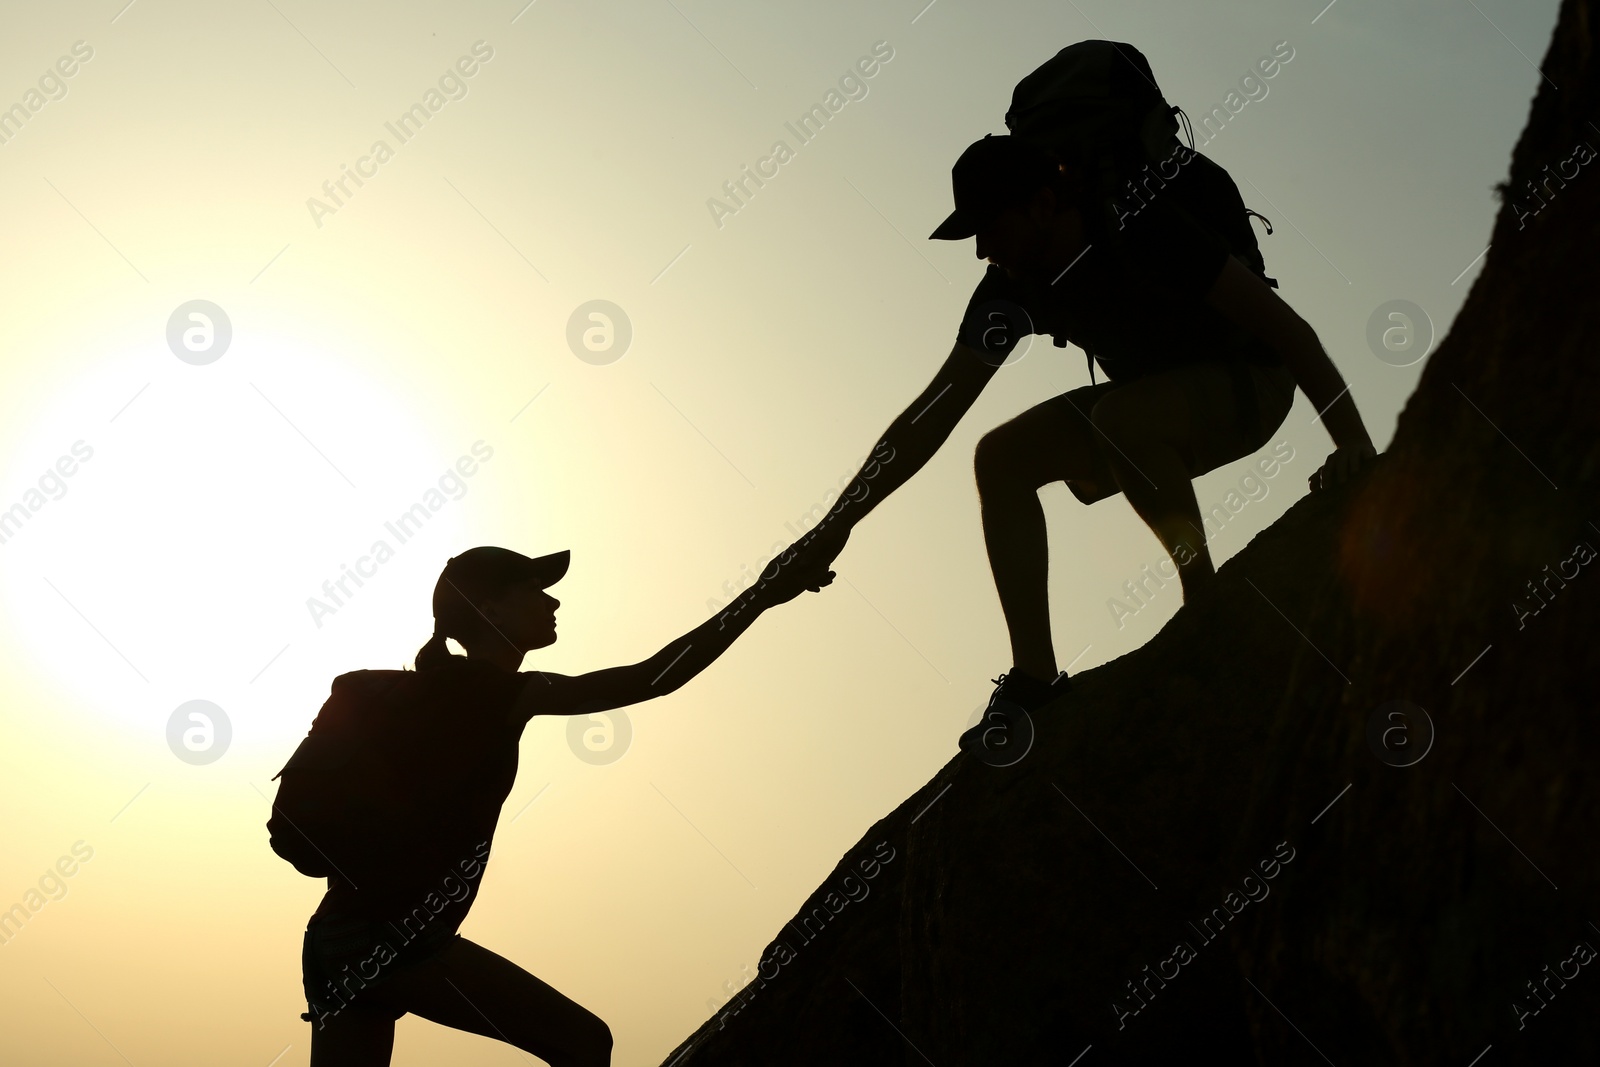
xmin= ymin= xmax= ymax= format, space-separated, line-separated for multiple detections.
xmin=792 ymin=339 xmax=1001 ymax=567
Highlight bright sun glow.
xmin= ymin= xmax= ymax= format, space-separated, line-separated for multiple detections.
xmin=0 ymin=325 xmax=470 ymax=748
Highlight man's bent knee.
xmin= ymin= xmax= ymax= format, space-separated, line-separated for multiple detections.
xmin=974 ymin=426 xmax=1019 ymax=490
xmin=977 ymin=413 xmax=1065 ymax=486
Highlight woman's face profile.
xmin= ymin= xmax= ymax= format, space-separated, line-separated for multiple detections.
xmin=487 ymin=579 xmax=560 ymax=651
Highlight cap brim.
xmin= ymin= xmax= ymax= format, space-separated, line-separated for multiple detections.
xmin=929 ymin=209 xmax=978 ymax=241
xmin=525 ymin=549 xmax=570 ymax=588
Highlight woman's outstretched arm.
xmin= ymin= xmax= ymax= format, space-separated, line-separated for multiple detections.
xmin=508 ymin=557 xmax=832 ymax=723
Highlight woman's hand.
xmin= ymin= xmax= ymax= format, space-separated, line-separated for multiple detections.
xmin=1308 ymin=442 xmax=1377 ymax=492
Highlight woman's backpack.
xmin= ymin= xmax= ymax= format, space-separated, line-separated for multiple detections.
xmin=1004 ymin=39 xmax=1277 ymax=289
xmin=267 ymin=670 xmax=416 ymax=879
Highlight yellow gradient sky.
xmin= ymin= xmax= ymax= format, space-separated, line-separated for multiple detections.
xmin=0 ymin=1 xmax=1561 ymax=1063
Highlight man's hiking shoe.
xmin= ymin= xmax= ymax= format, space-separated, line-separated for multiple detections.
xmin=959 ymin=669 xmax=1072 ymax=767
xmin=987 ymin=668 xmax=1072 ymax=714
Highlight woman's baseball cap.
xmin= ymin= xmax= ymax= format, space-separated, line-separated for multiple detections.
xmin=432 ymin=546 xmax=569 ymax=628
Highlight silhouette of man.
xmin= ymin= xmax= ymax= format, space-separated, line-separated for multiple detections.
xmin=791 ymin=133 xmax=1376 ymax=719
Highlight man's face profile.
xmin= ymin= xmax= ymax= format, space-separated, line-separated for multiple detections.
xmin=973 ymin=185 xmax=1076 ymax=280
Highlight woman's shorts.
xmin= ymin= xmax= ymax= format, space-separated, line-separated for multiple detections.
xmin=300 ymin=911 xmax=459 ymax=1027
xmin=1061 ymin=359 xmax=1296 ymax=505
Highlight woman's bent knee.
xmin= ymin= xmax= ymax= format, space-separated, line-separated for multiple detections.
xmin=551 ymin=1014 xmax=612 ymax=1067
xmin=581 ymin=1014 xmax=613 ymax=1057
xmin=589 ymin=1019 xmax=615 ymax=1063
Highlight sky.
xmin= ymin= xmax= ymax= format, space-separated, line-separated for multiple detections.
xmin=0 ymin=0 xmax=1564 ymax=1063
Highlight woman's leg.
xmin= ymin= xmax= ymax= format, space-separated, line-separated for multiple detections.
xmin=361 ymin=936 xmax=612 ymax=1067
xmin=303 ymin=916 xmax=402 ymax=1067
xmin=974 ymin=389 xmax=1108 ymax=680
xmin=309 ymin=1010 xmax=396 ymax=1067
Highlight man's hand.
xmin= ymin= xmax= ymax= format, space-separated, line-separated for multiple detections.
xmin=1308 ymin=443 xmax=1377 ymax=492
xmin=788 ymin=522 xmax=851 ymax=577
xmin=753 ymin=551 xmax=835 ymax=608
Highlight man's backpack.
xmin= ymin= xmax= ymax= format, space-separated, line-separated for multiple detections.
xmin=1003 ymin=39 xmax=1277 ymax=291
xmin=267 ymin=670 xmax=415 ymax=879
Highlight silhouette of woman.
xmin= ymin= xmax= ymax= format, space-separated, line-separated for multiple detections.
xmin=299 ymin=544 xmax=830 ymax=1065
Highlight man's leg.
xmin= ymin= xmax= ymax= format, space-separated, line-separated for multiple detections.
xmin=974 ymin=392 xmax=1106 ymax=680
xmin=1086 ymin=361 xmax=1289 ymax=600
xmin=1091 ymin=389 xmax=1214 ymax=597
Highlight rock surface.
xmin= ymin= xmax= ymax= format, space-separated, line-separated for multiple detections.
xmin=663 ymin=3 xmax=1599 ymax=1062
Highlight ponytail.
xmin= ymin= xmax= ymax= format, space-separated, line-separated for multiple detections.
xmin=414 ymin=628 xmax=456 ymax=671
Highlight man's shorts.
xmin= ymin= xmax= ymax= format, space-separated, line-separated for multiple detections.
xmin=300 ymin=911 xmax=459 ymax=1027
xmin=1059 ymin=359 xmax=1296 ymax=505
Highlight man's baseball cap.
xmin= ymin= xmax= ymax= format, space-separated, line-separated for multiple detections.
xmin=432 ymin=546 xmax=569 ymax=628
xmin=929 ymin=134 xmax=1063 ymax=241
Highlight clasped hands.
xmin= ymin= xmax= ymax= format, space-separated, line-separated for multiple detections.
xmin=748 ymin=522 xmax=853 ymax=609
